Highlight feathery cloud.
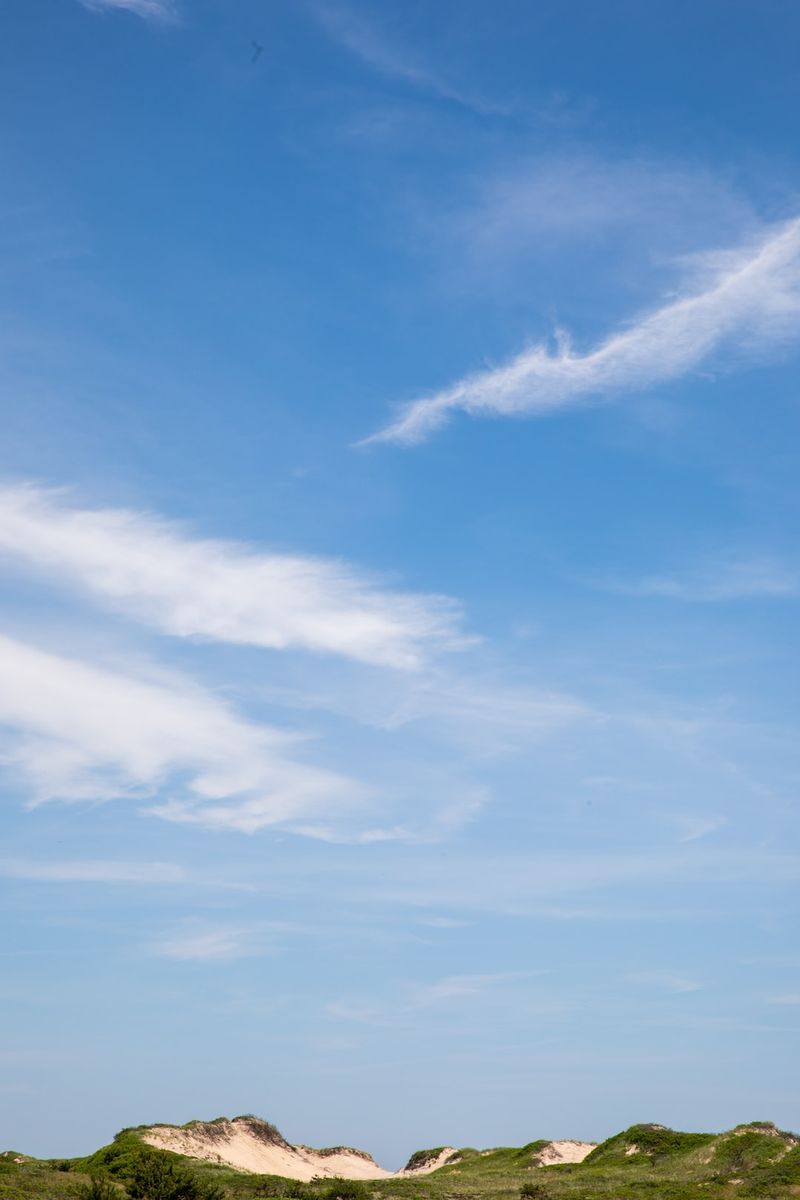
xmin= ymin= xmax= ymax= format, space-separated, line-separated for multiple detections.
xmin=408 ymin=970 xmax=538 ymax=1007
xmin=675 ymin=815 xmax=726 ymax=843
xmin=614 ymin=556 xmax=800 ymax=601
xmin=79 ymin=0 xmax=177 ymax=21
xmin=0 ymin=485 xmax=467 ymax=670
xmin=325 ymin=970 xmax=542 ymax=1028
xmin=310 ymin=3 xmax=502 ymax=115
xmin=628 ymin=970 xmax=703 ymax=994
xmin=0 ymin=633 xmax=361 ymax=833
xmin=365 ymin=217 xmax=800 ymax=445
xmin=151 ymin=922 xmax=271 ymax=962
xmin=0 ymin=859 xmax=187 ymax=884
xmin=417 ymin=915 xmax=471 ymax=929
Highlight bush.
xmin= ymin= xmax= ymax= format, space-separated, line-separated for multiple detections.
xmin=520 ymin=1184 xmax=549 ymax=1200
xmin=322 ymin=1179 xmax=368 ymax=1200
xmin=78 ymin=1178 xmax=121 ymax=1200
xmin=125 ymin=1149 xmax=225 ymax=1200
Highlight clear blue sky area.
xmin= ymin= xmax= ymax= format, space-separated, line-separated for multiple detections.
xmin=1 ymin=0 xmax=799 ymax=1166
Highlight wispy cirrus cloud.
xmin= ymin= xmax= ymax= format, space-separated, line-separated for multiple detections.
xmin=610 ymin=555 xmax=800 ymax=602
xmin=309 ymin=3 xmax=503 ymax=115
xmin=0 ymin=485 xmax=468 ymax=670
xmin=416 ymin=915 xmax=471 ymax=929
xmin=151 ymin=921 xmax=281 ymax=962
xmin=0 ymin=633 xmax=361 ymax=833
xmin=325 ymin=970 xmax=542 ymax=1026
xmin=628 ymin=970 xmax=703 ymax=994
xmin=0 ymin=858 xmax=187 ymax=884
xmin=254 ymin=661 xmax=593 ymax=758
xmin=287 ymin=785 xmax=488 ymax=847
xmin=408 ymin=970 xmax=539 ymax=1007
xmin=356 ymin=847 xmax=800 ymax=916
xmin=365 ymin=217 xmax=800 ymax=446
xmin=674 ymin=815 xmax=727 ymax=843
xmin=79 ymin=0 xmax=178 ymax=21
xmin=452 ymin=155 xmax=757 ymax=262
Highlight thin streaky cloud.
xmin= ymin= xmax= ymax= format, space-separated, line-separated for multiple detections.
xmin=287 ymin=785 xmax=488 ymax=846
xmin=409 ymin=970 xmax=540 ymax=1007
xmin=151 ymin=923 xmax=271 ymax=962
xmin=0 ymin=633 xmax=362 ymax=834
xmin=0 ymin=858 xmax=253 ymax=890
xmin=79 ymin=0 xmax=177 ymax=21
xmin=611 ymin=556 xmax=800 ymax=602
xmin=358 ymin=847 xmax=800 ymax=915
xmin=325 ymin=970 xmax=542 ymax=1028
xmin=0 ymin=859 xmax=187 ymax=884
xmin=417 ymin=916 xmax=471 ymax=929
xmin=628 ymin=970 xmax=703 ymax=994
xmin=0 ymin=484 xmax=469 ymax=670
xmin=675 ymin=815 xmax=727 ymax=843
xmin=364 ymin=217 xmax=800 ymax=446
xmin=766 ymin=994 xmax=800 ymax=1006
xmin=310 ymin=3 xmax=504 ymax=116
xmin=256 ymin=667 xmax=593 ymax=755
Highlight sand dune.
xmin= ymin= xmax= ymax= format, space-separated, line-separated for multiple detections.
xmin=532 ymin=1141 xmax=596 ymax=1166
xmin=142 ymin=1119 xmax=392 ymax=1181
xmin=141 ymin=1117 xmax=596 ymax=1180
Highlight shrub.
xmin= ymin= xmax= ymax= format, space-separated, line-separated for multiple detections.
xmin=520 ymin=1184 xmax=549 ymax=1200
xmin=322 ymin=1179 xmax=368 ymax=1200
xmin=78 ymin=1178 xmax=121 ymax=1200
xmin=125 ymin=1149 xmax=225 ymax=1200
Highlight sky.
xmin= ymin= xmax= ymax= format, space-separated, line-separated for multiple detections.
xmin=1 ymin=0 xmax=800 ymax=1167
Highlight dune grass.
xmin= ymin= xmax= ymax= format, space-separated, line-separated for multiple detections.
xmin=3 ymin=1121 xmax=799 ymax=1200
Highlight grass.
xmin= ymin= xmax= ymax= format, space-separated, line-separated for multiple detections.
xmin=2 ymin=1121 xmax=799 ymax=1200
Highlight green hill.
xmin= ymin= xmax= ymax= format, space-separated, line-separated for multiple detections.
xmin=2 ymin=1119 xmax=799 ymax=1200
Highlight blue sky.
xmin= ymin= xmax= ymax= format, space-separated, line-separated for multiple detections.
xmin=2 ymin=0 xmax=800 ymax=1167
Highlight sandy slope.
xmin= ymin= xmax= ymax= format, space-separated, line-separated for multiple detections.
xmin=399 ymin=1148 xmax=459 ymax=1174
xmin=141 ymin=1117 xmax=595 ymax=1180
xmin=142 ymin=1120 xmax=392 ymax=1180
xmin=532 ymin=1141 xmax=597 ymax=1165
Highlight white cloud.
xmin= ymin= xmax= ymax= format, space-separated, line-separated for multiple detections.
xmin=325 ymin=970 xmax=541 ymax=1028
xmin=151 ymin=923 xmax=269 ymax=962
xmin=675 ymin=815 xmax=726 ymax=843
xmin=287 ymin=785 xmax=488 ymax=846
xmin=0 ymin=485 xmax=467 ymax=670
xmin=409 ymin=970 xmax=537 ymax=1007
xmin=417 ymin=916 xmax=471 ymax=928
xmin=767 ymin=994 xmax=800 ymax=1005
xmin=615 ymin=556 xmax=800 ymax=601
xmin=0 ymin=633 xmax=361 ymax=833
xmin=257 ymin=664 xmax=593 ymax=757
xmin=628 ymin=970 xmax=703 ymax=994
xmin=365 ymin=217 xmax=800 ymax=445
xmin=309 ymin=3 xmax=502 ymax=115
xmin=374 ymin=674 xmax=592 ymax=742
xmin=0 ymin=859 xmax=186 ymax=884
xmin=356 ymin=847 xmax=800 ymax=915
xmin=456 ymin=156 xmax=756 ymax=258
xmin=79 ymin=0 xmax=177 ymax=21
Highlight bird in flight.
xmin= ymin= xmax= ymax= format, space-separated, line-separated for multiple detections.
xmin=251 ymin=40 xmax=264 ymax=63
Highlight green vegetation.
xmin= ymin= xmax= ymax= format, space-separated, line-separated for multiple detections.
xmin=403 ymin=1151 xmax=450 ymax=1173
xmin=2 ymin=1120 xmax=799 ymax=1200
xmin=582 ymin=1124 xmax=717 ymax=1167
xmin=321 ymin=1181 xmax=368 ymax=1200
xmin=125 ymin=1149 xmax=225 ymax=1200
xmin=519 ymin=1183 xmax=549 ymax=1200
xmin=77 ymin=1178 xmax=123 ymax=1200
